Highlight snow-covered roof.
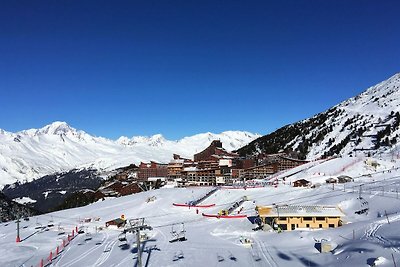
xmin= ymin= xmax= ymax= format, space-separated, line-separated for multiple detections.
xmin=257 ymin=205 xmax=344 ymax=217
xmin=147 ymin=177 xmax=166 ymax=181
xmin=183 ymin=167 xmax=197 ymax=171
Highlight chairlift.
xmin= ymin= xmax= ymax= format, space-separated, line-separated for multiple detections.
xmin=85 ymin=232 xmax=92 ymax=241
xmin=228 ymin=251 xmax=237 ymax=261
xmin=355 ymin=196 xmax=369 ymax=215
xmin=118 ymin=232 xmax=127 ymax=242
xmin=35 ymin=222 xmax=43 ymax=230
xmin=169 ymin=223 xmax=187 ymax=243
xmin=58 ymin=224 xmax=65 ymax=235
xmin=173 ymin=250 xmax=184 ymax=261
xmin=252 ymin=251 xmax=262 ymax=262
xmin=170 ymin=225 xmax=177 ymax=236
xmin=103 ymin=244 xmax=112 ymax=252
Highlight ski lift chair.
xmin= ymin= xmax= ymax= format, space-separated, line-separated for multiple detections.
xmin=85 ymin=232 xmax=92 ymax=241
xmin=118 ymin=232 xmax=127 ymax=243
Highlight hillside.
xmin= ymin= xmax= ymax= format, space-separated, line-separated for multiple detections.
xmin=2 ymin=168 xmax=102 ymax=213
xmin=0 ymin=123 xmax=259 ymax=186
xmin=238 ymin=73 xmax=400 ymax=159
xmin=0 ymin=192 xmax=40 ymax=222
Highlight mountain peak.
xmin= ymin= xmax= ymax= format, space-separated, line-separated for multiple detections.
xmin=238 ymin=73 xmax=400 ymax=159
xmin=38 ymin=121 xmax=76 ymax=135
xmin=17 ymin=121 xmax=79 ymax=137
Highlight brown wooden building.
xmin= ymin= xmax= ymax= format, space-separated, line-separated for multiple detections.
xmin=293 ymin=179 xmax=311 ymax=187
xmin=138 ymin=161 xmax=168 ymax=181
xmin=243 ymin=155 xmax=308 ymax=179
xmin=194 ymin=140 xmax=238 ymax=162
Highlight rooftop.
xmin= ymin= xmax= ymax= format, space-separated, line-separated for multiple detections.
xmin=257 ymin=205 xmax=344 ymax=217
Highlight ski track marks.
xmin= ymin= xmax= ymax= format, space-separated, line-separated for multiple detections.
xmin=253 ymin=237 xmax=278 ymax=267
xmin=55 ymin=232 xmax=109 ymax=267
xmin=364 ymin=214 xmax=400 ymax=253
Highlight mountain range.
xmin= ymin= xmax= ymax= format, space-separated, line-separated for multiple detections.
xmin=238 ymin=73 xmax=400 ymax=159
xmin=0 ymin=123 xmax=259 ymax=186
xmin=2 ymin=73 xmax=400 ymax=187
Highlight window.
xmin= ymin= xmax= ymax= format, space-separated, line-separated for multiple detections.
xmin=303 ymin=217 xmax=313 ymax=221
xmin=306 ymin=224 xmax=310 ymax=228
xmin=316 ymin=217 xmax=325 ymax=221
xmin=319 ymin=224 xmax=322 ymax=228
xmin=329 ymin=224 xmax=335 ymax=228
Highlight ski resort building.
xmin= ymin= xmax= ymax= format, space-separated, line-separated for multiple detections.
xmin=170 ymin=140 xmax=308 ymax=185
xmin=167 ymin=154 xmax=194 ymax=180
xmin=256 ymin=205 xmax=344 ymax=231
xmin=194 ymin=140 xmax=238 ymax=162
xmin=138 ymin=161 xmax=168 ymax=181
xmin=242 ymin=155 xmax=308 ymax=179
xmin=293 ymin=179 xmax=311 ymax=187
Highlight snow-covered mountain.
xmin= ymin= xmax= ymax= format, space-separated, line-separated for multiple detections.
xmin=0 ymin=122 xmax=259 ymax=186
xmin=238 ymin=73 xmax=400 ymax=159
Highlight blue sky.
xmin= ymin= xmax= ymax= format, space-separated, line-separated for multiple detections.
xmin=0 ymin=1 xmax=399 ymax=140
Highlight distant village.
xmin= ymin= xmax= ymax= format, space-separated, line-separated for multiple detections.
xmin=95 ymin=140 xmax=309 ymax=199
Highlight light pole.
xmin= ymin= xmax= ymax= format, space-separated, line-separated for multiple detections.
xmin=275 ymin=204 xmax=281 ymax=232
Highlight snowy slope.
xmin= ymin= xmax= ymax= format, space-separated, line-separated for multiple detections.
xmin=239 ymin=73 xmax=400 ymax=159
xmin=1 ymin=155 xmax=400 ymax=267
xmin=0 ymin=122 xmax=259 ymax=185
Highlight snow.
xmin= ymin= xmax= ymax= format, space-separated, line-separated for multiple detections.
xmin=43 ymin=191 xmax=51 ymax=199
xmin=12 ymin=197 xmax=37 ymax=204
xmin=264 ymin=73 xmax=400 ymax=160
xmin=1 ymin=156 xmax=400 ymax=266
xmin=0 ymin=123 xmax=260 ymax=186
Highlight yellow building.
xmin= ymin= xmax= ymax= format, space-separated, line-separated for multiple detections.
xmin=256 ymin=205 xmax=344 ymax=231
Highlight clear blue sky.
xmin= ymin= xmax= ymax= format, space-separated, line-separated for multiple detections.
xmin=1 ymin=1 xmax=399 ymax=140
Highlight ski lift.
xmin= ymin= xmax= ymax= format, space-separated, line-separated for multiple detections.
xmin=58 ymin=224 xmax=65 ymax=235
xmin=173 ymin=250 xmax=184 ymax=261
xmin=118 ymin=231 xmax=127 ymax=243
xmin=355 ymin=196 xmax=369 ymax=215
xmin=228 ymin=251 xmax=237 ymax=261
xmin=35 ymin=218 xmax=42 ymax=230
xmin=47 ymin=216 xmax=54 ymax=227
xmin=251 ymin=248 xmax=262 ymax=262
xmin=85 ymin=232 xmax=92 ymax=241
xmin=169 ymin=223 xmax=187 ymax=243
